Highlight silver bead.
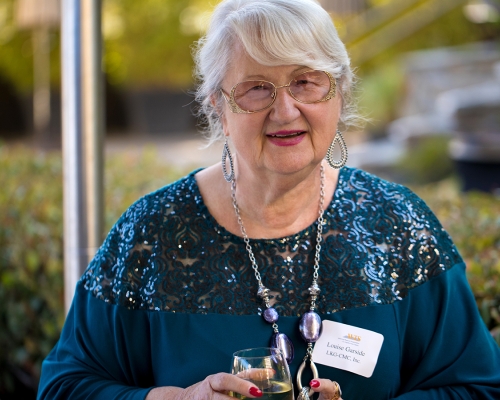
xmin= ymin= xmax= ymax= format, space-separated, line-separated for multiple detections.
xmin=308 ymin=283 xmax=321 ymax=296
xmin=257 ymin=285 xmax=270 ymax=299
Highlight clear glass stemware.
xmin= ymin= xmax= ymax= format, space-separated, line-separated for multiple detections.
xmin=230 ymin=347 xmax=294 ymax=400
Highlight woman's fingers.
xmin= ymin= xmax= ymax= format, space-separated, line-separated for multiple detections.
xmin=207 ymin=373 xmax=263 ymax=398
xmin=235 ymin=368 xmax=276 ymax=381
xmin=146 ymin=373 xmax=264 ymax=399
xmin=309 ymin=379 xmax=343 ymax=400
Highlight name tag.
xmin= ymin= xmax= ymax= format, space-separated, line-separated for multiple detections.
xmin=312 ymin=320 xmax=384 ymax=378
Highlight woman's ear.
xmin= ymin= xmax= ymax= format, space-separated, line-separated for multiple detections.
xmin=211 ymin=93 xmax=225 ymax=115
xmin=212 ymin=94 xmax=228 ymax=134
xmin=335 ymin=91 xmax=342 ymax=110
xmin=337 ymin=90 xmax=344 ymax=115
xmin=210 ymin=94 xmax=218 ymax=109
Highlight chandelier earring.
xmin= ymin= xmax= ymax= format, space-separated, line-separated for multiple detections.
xmin=326 ymin=129 xmax=348 ymax=169
xmin=222 ymin=137 xmax=235 ymax=182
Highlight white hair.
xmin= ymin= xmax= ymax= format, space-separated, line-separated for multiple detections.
xmin=193 ymin=0 xmax=359 ymax=145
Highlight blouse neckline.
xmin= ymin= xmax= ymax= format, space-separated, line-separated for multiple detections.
xmin=188 ymin=166 xmax=349 ymax=243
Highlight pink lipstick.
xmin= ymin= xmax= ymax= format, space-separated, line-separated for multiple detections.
xmin=266 ymin=130 xmax=306 ymax=146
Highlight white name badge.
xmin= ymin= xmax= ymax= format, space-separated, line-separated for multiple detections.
xmin=312 ymin=320 xmax=384 ymax=378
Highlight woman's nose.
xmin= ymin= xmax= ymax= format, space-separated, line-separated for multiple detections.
xmin=269 ymin=87 xmax=301 ymax=123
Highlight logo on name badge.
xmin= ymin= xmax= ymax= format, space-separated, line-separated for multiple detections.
xmin=346 ymin=333 xmax=361 ymax=341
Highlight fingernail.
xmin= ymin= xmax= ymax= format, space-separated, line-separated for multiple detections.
xmin=249 ymin=387 xmax=263 ymax=397
xmin=310 ymin=379 xmax=320 ymax=388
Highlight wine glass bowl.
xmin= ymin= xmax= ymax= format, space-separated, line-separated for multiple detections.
xmin=231 ymin=347 xmax=294 ymax=400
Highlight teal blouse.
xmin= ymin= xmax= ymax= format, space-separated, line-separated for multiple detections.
xmin=38 ymin=167 xmax=500 ymax=399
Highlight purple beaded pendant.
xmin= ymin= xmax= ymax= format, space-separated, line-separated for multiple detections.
xmin=263 ymin=307 xmax=279 ymax=323
xmin=299 ymin=311 xmax=322 ymax=343
xmin=271 ymin=332 xmax=294 ymax=364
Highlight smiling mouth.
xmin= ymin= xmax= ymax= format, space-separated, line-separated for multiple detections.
xmin=268 ymin=131 xmax=305 ymax=138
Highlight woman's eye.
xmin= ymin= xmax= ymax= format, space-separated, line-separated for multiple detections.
xmin=249 ymin=84 xmax=267 ymax=91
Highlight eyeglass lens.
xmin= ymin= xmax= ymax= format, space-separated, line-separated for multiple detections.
xmin=232 ymin=70 xmax=331 ymax=112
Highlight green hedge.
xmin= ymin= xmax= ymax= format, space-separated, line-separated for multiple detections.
xmin=0 ymin=148 xmax=65 ymax=398
xmin=0 ymin=146 xmax=498 ymax=397
xmin=0 ymin=146 xmax=186 ymax=398
xmin=411 ymin=179 xmax=500 ymax=343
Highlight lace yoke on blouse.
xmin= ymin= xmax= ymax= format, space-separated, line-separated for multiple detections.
xmin=82 ymin=167 xmax=463 ymax=316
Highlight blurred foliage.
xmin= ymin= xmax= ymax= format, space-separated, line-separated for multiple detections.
xmin=1 ymin=0 xmax=499 ymax=94
xmin=354 ymin=4 xmax=500 ymax=75
xmin=394 ymin=136 xmax=455 ymax=184
xmin=0 ymin=0 xmax=61 ymax=93
xmin=412 ymin=179 xmax=500 ymax=345
xmin=0 ymin=146 xmax=64 ymax=397
xmin=101 ymin=0 xmax=215 ymax=88
xmin=357 ymin=61 xmax=406 ymax=133
xmin=0 ymin=145 xmax=498 ymax=397
xmin=0 ymin=145 xmax=187 ymax=397
xmin=0 ymin=0 xmax=216 ymax=92
xmin=103 ymin=146 xmax=189 ymax=229
xmin=343 ymin=2 xmax=500 ymax=132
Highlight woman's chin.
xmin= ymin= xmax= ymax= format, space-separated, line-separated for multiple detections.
xmin=259 ymin=155 xmax=320 ymax=177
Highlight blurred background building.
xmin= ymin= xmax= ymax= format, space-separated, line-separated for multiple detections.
xmin=0 ymin=0 xmax=499 ymax=188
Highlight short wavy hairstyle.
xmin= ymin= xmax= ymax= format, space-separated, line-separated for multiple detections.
xmin=193 ymin=0 xmax=358 ymax=145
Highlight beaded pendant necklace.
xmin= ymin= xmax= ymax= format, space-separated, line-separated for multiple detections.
xmin=230 ymin=164 xmax=336 ymax=400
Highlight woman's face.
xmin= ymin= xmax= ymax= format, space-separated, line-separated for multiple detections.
xmin=220 ymin=46 xmax=342 ymax=178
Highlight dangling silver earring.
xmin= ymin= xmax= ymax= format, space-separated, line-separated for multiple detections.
xmin=326 ymin=129 xmax=348 ymax=169
xmin=222 ymin=137 xmax=235 ymax=182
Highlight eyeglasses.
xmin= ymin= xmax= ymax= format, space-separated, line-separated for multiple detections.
xmin=220 ymin=70 xmax=336 ymax=114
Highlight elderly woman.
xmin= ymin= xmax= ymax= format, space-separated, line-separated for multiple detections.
xmin=38 ymin=0 xmax=500 ymax=399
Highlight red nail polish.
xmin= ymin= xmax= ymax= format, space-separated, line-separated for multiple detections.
xmin=310 ymin=379 xmax=320 ymax=388
xmin=249 ymin=387 xmax=263 ymax=397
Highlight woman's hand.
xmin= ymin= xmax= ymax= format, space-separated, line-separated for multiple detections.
xmin=145 ymin=372 xmax=263 ymax=399
xmin=309 ymin=379 xmax=343 ymax=400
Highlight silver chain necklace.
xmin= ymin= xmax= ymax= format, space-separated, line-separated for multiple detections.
xmin=230 ymin=164 xmax=329 ymax=399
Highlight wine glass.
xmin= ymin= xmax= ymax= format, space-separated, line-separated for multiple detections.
xmin=230 ymin=347 xmax=294 ymax=400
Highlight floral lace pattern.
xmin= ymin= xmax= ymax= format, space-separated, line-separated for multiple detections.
xmin=82 ymin=167 xmax=463 ymax=316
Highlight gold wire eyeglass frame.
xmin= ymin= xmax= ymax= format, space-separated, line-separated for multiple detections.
xmin=220 ymin=70 xmax=337 ymax=114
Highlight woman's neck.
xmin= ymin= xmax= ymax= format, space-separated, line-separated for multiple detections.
xmin=229 ymin=162 xmax=338 ymax=239
xmin=195 ymin=161 xmax=339 ymax=240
